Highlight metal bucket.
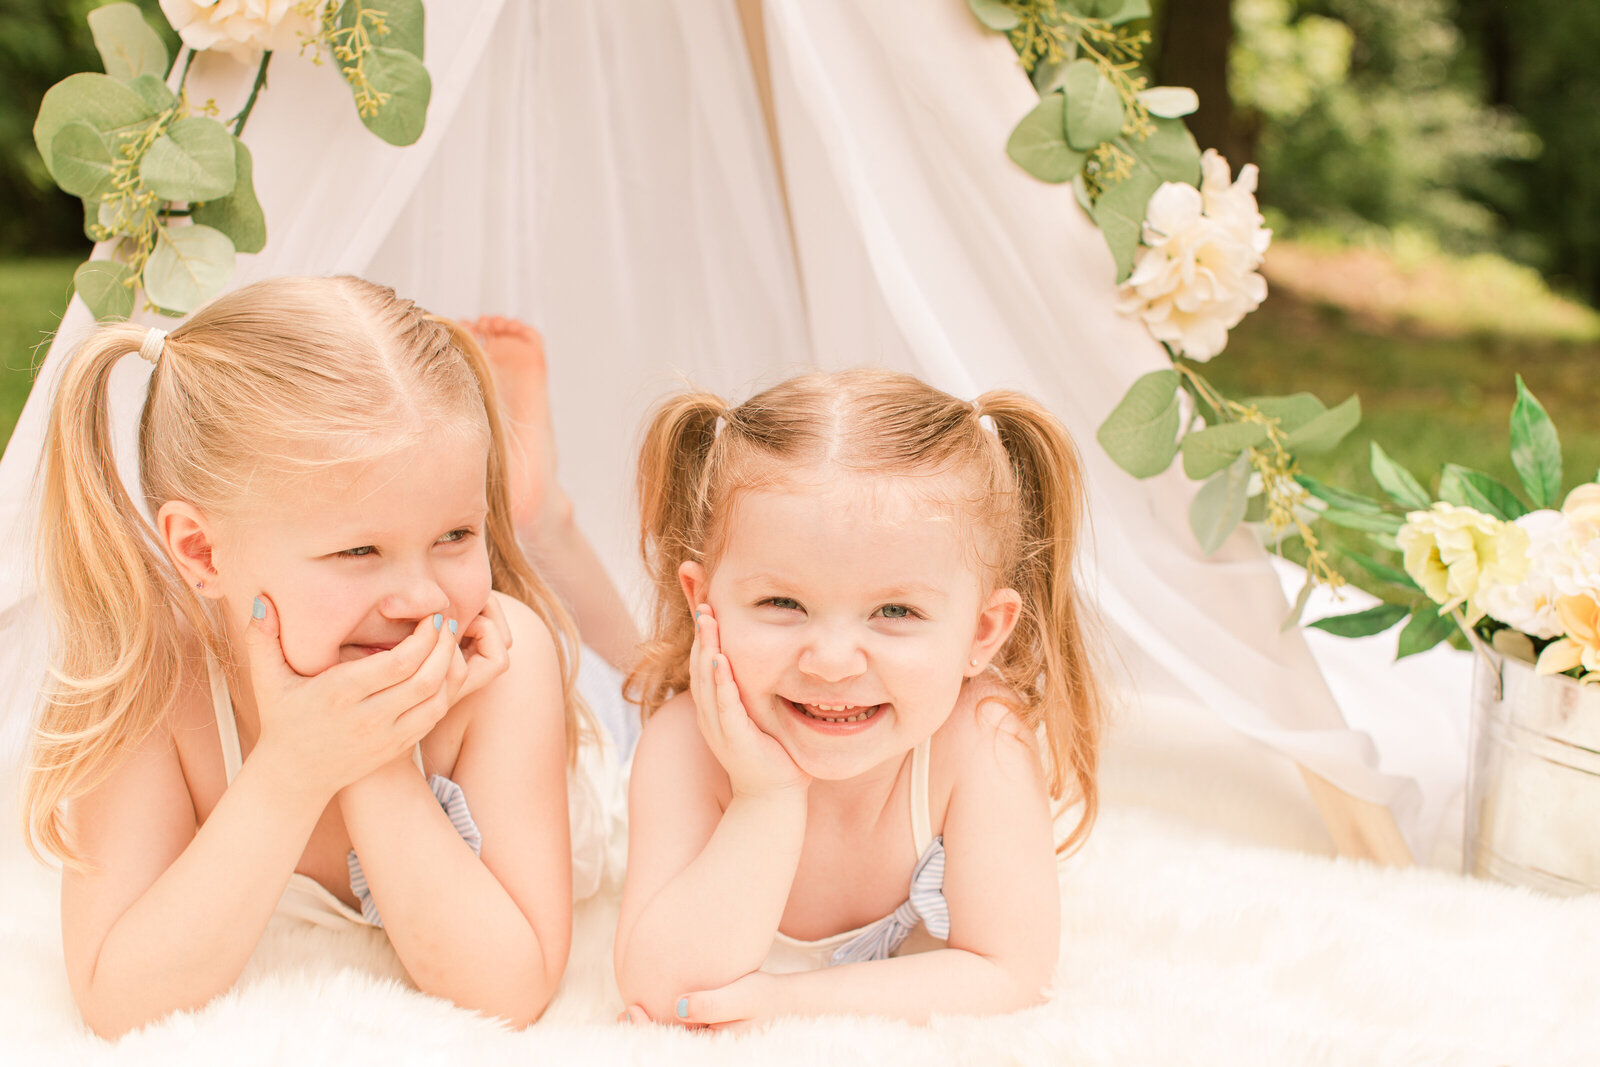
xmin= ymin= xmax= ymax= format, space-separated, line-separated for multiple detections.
xmin=1465 ymin=650 xmax=1600 ymax=895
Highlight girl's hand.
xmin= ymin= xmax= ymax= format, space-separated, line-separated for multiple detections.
xmin=445 ymin=594 xmax=513 ymax=705
xmin=690 ymin=605 xmax=809 ymax=801
xmin=243 ymin=594 xmax=461 ymax=801
xmin=669 ymin=971 xmax=784 ymax=1032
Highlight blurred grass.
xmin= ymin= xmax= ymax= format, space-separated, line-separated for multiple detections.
xmin=0 ymin=257 xmax=78 ymax=448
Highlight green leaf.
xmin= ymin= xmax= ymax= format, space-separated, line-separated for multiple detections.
xmin=339 ymin=0 xmax=426 ymax=59
xmin=50 ymin=123 xmax=116 ymax=200
xmin=1104 ymin=0 xmax=1152 ymax=22
xmin=1089 ymin=167 xmax=1160 ymax=280
xmin=1138 ymin=86 xmax=1199 ymax=118
xmin=1283 ymin=394 xmax=1360 ymax=454
xmin=87 ymin=2 xmax=169 ymax=82
xmin=352 ymin=46 xmax=432 ymax=147
xmin=1281 ymin=577 xmax=1315 ymax=632
xmin=1509 ymin=375 xmax=1562 ymax=509
xmin=1190 ymin=454 xmax=1251 ymax=555
xmin=1295 ymin=474 xmax=1385 ymax=514
xmin=1006 ymin=94 xmax=1087 ymax=184
xmin=1437 ymin=465 xmax=1528 ymax=521
xmin=1318 ymin=507 xmax=1404 ymax=535
xmin=1062 ymin=60 xmax=1125 ymax=151
xmin=1344 ymin=550 xmax=1420 ymax=591
xmin=128 ymin=73 xmax=177 ymax=114
xmin=73 ymin=259 xmax=136 ymax=321
xmin=1247 ymin=393 xmax=1326 ymax=433
xmin=140 ymin=117 xmax=237 ymax=202
xmin=1367 ymin=531 xmax=1402 ymax=553
xmin=1180 ymin=421 xmax=1268 ymax=480
xmin=1118 ymin=115 xmax=1202 ymax=187
xmin=33 ymin=72 xmax=155 ymax=182
xmin=1396 ymin=605 xmax=1455 ymax=660
xmin=192 ymin=140 xmax=265 ymax=254
xmin=967 ymin=0 xmax=1021 ymax=30
xmin=1031 ymin=56 xmax=1073 ymax=95
xmin=142 ymin=224 xmax=235 ymax=313
xmin=1096 ymin=369 xmax=1181 ymax=478
xmin=1308 ymin=603 xmax=1408 ymax=638
xmin=1369 ymin=441 xmax=1432 ymax=510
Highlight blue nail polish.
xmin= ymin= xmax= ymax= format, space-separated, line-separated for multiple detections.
xmin=448 ymin=618 xmax=458 ymax=635
xmin=676 ymin=997 xmax=688 ymax=1019
xmin=252 ymin=597 xmax=265 ymax=620
xmin=432 ymin=613 xmax=444 ymax=631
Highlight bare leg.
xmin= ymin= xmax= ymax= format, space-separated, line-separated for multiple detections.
xmin=471 ymin=316 xmax=642 ymax=673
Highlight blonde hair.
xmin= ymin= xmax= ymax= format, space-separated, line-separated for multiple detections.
xmin=625 ymin=369 xmax=1105 ymax=852
xmin=26 ymin=275 xmax=588 ymax=865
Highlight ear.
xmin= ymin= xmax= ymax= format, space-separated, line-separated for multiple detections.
xmin=156 ymin=500 xmax=223 ymax=599
xmin=678 ymin=560 xmax=710 ymax=614
xmin=966 ymin=587 xmax=1022 ymax=677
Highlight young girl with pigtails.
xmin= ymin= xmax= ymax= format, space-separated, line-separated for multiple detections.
xmin=24 ymin=276 xmax=605 ymax=1036
xmin=615 ymin=368 xmax=1104 ymax=1027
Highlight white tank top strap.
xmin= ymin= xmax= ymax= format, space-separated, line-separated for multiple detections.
xmin=909 ymin=736 xmax=933 ymax=856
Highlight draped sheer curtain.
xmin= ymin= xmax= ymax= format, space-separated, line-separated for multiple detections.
xmin=0 ymin=0 xmax=1463 ymax=856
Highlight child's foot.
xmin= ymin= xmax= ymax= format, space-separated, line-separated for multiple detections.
xmin=469 ymin=316 xmax=570 ymax=533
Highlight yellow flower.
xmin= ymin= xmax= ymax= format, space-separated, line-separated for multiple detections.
xmin=1535 ymin=593 xmax=1600 ymax=681
xmin=1397 ymin=502 xmax=1530 ymax=623
xmin=1562 ymin=482 xmax=1600 ymax=533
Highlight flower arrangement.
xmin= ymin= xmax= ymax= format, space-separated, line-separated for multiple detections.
xmin=34 ymin=1 xmax=432 ymax=321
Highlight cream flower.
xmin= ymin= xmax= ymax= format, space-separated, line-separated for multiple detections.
xmin=1115 ymin=150 xmax=1272 ymax=362
xmin=1562 ymin=482 xmax=1600 ymax=534
xmin=1479 ymin=509 xmax=1568 ymax=638
xmin=159 ymin=0 xmax=316 ymax=60
xmin=1535 ymin=593 xmax=1600 ymax=681
xmin=1398 ymin=502 xmax=1530 ymax=623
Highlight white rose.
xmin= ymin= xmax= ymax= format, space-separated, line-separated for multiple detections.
xmin=1115 ymin=150 xmax=1272 ymax=362
xmin=1480 ymin=510 xmax=1569 ymax=638
xmin=1398 ymin=502 xmax=1530 ymax=624
xmin=160 ymin=0 xmax=316 ymax=60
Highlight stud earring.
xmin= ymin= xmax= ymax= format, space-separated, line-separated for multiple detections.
xmin=969 ymin=658 xmax=980 ymax=668
xmin=195 ymin=580 xmax=205 ymax=590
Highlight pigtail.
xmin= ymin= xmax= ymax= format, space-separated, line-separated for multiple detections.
xmin=26 ymin=326 xmax=214 ymax=866
xmin=430 ymin=316 xmax=594 ymax=762
xmin=624 ymin=391 xmax=727 ymax=718
xmin=976 ymin=391 xmax=1105 ymax=854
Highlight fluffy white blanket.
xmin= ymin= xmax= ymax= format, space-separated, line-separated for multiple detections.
xmin=5 ymin=777 xmax=1598 ymax=1065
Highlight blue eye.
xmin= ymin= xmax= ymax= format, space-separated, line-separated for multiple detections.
xmin=339 ymin=545 xmax=377 ymax=558
xmin=439 ymin=528 xmax=473 ymax=544
xmin=875 ymin=604 xmax=915 ymax=620
xmin=761 ymin=597 xmax=803 ymax=611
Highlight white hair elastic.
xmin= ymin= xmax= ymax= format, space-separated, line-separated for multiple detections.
xmin=137 ymin=327 xmax=168 ymax=365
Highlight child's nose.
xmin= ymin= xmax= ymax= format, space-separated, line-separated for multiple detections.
xmin=798 ymin=625 xmax=866 ymax=682
xmin=379 ymin=565 xmax=451 ymax=622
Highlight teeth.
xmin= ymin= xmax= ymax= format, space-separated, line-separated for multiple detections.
xmin=797 ymin=702 xmax=880 ymax=724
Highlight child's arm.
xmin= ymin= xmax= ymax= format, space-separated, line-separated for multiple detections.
xmin=334 ymin=593 xmax=573 ymax=1025
xmin=613 ymin=610 xmax=810 ymax=1022
xmin=673 ymin=699 xmax=1060 ymax=1026
xmin=60 ymin=610 xmax=457 ymax=1038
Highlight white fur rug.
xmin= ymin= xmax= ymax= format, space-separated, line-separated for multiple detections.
xmin=4 ymin=779 xmax=1598 ymax=1066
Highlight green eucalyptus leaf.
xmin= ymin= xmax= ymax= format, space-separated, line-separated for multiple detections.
xmin=142 ymin=224 xmax=235 ymax=313
xmin=1138 ymin=86 xmax=1199 ymax=118
xmin=1509 ymin=375 xmax=1562 ymax=509
xmin=1180 ymin=421 xmax=1268 ymax=480
xmin=1089 ymin=168 xmax=1161 ymax=281
xmin=1345 ymin=550 xmax=1420 ymax=591
xmin=1190 ymin=453 xmax=1252 ymax=555
xmin=1062 ymin=60 xmax=1125 ymax=151
xmin=1118 ymin=115 xmax=1202 ymax=187
xmin=338 ymin=0 xmax=426 ymax=59
xmin=968 ymin=0 xmax=1021 ymax=30
xmin=1247 ymin=393 xmax=1326 ymax=433
xmin=50 ymin=123 xmax=116 ymax=200
xmin=1308 ymin=603 xmax=1408 ymax=638
xmin=353 ymin=46 xmax=432 ymax=147
xmin=1281 ymin=577 xmax=1315 ymax=632
xmin=1101 ymin=0 xmax=1152 ymax=22
xmin=1006 ymin=94 xmax=1087 ymax=184
xmin=1096 ymin=369 xmax=1180 ymax=478
xmin=1438 ymin=465 xmax=1528 ymax=521
xmin=1396 ymin=605 xmax=1455 ymax=660
xmin=1031 ymin=55 xmax=1073 ymax=95
xmin=1370 ymin=441 xmax=1432 ymax=510
xmin=1071 ymin=174 xmax=1093 ymax=214
xmin=128 ymin=73 xmax=177 ymax=114
xmin=141 ymin=118 xmax=237 ymax=202
xmin=33 ymin=72 xmax=154 ymax=181
xmin=1295 ymin=474 xmax=1385 ymax=514
xmin=1318 ymin=507 xmax=1404 ymax=535
xmin=1283 ymin=394 xmax=1360 ymax=454
xmin=87 ymin=2 xmax=170 ymax=82
xmin=192 ymin=139 xmax=265 ymax=253
xmin=73 ymin=259 xmax=136 ymax=321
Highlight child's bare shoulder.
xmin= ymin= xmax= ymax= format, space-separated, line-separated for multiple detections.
xmin=633 ymin=692 xmax=727 ymax=792
xmin=933 ymin=677 xmax=1042 ymax=775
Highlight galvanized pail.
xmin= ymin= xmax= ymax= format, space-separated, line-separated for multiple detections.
xmin=1466 ymin=650 xmax=1600 ymax=895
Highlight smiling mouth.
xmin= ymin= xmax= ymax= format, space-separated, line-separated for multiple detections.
xmin=788 ymin=700 xmax=884 ymax=724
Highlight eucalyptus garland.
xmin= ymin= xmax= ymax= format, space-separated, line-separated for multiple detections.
xmin=33 ymin=1 xmax=432 ymax=321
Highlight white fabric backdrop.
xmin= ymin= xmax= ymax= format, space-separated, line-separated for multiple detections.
xmin=0 ymin=0 xmax=1466 ymax=856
